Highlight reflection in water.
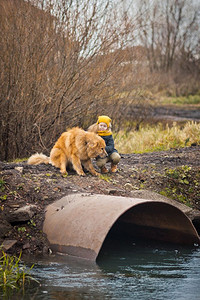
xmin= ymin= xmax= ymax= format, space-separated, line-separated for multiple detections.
xmin=2 ymin=237 xmax=200 ymax=300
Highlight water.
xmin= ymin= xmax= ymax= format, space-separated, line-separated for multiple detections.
xmin=4 ymin=238 xmax=200 ymax=300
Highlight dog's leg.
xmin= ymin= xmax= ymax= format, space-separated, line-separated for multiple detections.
xmin=82 ymin=160 xmax=100 ymax=176
xmin=50 ymin=148 xmax=68 ymax=175
xmin=71 ymin=155 xmax=85 ymax=176
xmin=60 ymin=155 xmax=68 ymax=175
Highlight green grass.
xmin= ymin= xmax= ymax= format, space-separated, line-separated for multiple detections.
xmin=159 ymin=165 xmax=198 ymax=207
xmin=0 ymin=251 xmax=37 ymax=296
xmin=99 ymin=174 xmax=112 ymax=182
xmin=0 ymin=179 xmax=6 ymax=192
xmin=161 ymin=95 xmax=200 ymax=105
xmin=115 ymin=121 xmax=200 ymax=154
xmin=8 ymin=158 xmax=27 ymax=163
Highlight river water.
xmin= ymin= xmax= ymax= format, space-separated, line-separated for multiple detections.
xmin=7 ymin=237 xmax=199 ymax=300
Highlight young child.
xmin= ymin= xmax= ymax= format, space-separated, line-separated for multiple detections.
xmin=88 ymin=115 xmax=121 ymax=173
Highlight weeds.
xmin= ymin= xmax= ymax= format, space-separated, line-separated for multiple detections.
xmin=165 ymin=165 xmax=191 ymax=184
xmin=159 ymin=165 xmax=199 ymax=207
xmin=0 ymin=251 xmax=37 ymax=297
xmin=0 ymin=179 xmax=6 ymax=192
xmin=0 ymin=195 xmax=7 ymax=201
xmin=115 ymin=121 xmax=200 ymax=154
xmin=161 ymin=95 xmax=200 ymax=105
xmin=8 ymin=158 xmax=27 ymax=163
xmin=99 ymin=174 xmax=112 ymax=182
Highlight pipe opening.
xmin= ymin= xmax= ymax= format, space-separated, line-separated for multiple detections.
xmin=97 ymin=202 xmax=199 ymax=260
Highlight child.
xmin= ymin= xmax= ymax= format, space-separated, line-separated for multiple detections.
xmin=88 ymin=115 xmax=120 ymax=173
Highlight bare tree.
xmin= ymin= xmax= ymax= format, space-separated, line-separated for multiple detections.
xmin=0 ymin=0 xmax=135 ymax=160
xmin=136 ymin=0 xmax=200 ymax=72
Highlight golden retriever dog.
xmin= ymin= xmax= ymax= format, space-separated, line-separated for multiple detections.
xmin=28 ymin=127 xmax=107 ymax=176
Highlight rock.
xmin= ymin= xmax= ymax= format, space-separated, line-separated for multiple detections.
xmin=15 ymin=166 xmax=24 ymax=173
xmin=6 ymin=205 xmax=37 ymax=223
xmin=23 ymin=242 xmax=30 ymax=250
xmin=108 ymin=189 xmax=125 ymax=195
xmin=1 ymin=239 xmax=17 ymax=251
xmin=42 ymin=245 xmax=49 ymax=255
xmin=124 ymin=183 xmax=134 ymax=190
xmin=0 ymin=216 xmax=12 ymax=237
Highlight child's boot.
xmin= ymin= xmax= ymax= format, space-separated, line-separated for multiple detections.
xmin=101 ymin=166 xmax=109 ymax=174
xmin=111 ymin=163 xmax=118 ymax=173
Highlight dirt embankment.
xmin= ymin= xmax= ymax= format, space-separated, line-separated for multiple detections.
xmin=0 ymin=145 xmax=200 ymax=255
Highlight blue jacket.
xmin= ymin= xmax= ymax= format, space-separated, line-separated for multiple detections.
xmin=101 ymin=135 xmax=118 ymax=156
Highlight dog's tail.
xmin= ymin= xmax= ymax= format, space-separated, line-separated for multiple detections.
xmin=27 ymin=153 xmax=50 ymax=165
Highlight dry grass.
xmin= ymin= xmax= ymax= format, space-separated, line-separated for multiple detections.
xmin=115 ymin=121 xmax=200 ymax=154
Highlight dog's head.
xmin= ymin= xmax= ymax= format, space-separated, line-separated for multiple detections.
xmin=86 ymin=133 xmax=107 ymax=158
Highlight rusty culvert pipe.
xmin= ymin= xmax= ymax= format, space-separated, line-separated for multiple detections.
xmin=43 ymin=193 xmax=200 ymax=260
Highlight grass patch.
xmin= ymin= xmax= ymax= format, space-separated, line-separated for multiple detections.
xmin=161 ymin=95 xmax=200 ymax=105
xmin=159 ymin=165 xmax=199 ymax=207
xmin=115 ymin=121 xmax=200 ymax=154
xmin=99 ymin=174 xmax=112 ymax=182
xmin=0 ymin=179 xmax=6 ymax=192
xmin=0 ymin=251 xmax=37 ymax=297
xmin=8 ymin=158 xmax=28 ymax=163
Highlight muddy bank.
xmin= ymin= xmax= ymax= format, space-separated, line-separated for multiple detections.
xmin=0 ymin=145 xmax=200 ymax=255
xmin=151 ymin=105 xmax=200 ymax=122
xmin=126 ymin=104 xmax=200 ymax=124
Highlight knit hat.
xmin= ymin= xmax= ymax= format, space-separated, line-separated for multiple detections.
xmin=97 ymin=116 xmax=111 ymax=128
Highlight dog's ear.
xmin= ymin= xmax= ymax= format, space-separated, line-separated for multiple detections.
xmin=85 ymin=133 xmax=97 ymax=148
xmin=87 ymin=141 xmax=97 ymax=148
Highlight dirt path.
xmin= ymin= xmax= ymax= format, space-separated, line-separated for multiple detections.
xmin=151 ymin=105 xmax=200 ymax=122
xmin=0 ymin=145 xmax=200 ymax=255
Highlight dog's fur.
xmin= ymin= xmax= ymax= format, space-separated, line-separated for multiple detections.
xmin=28 ymin=127 xmax=107 ymax=176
